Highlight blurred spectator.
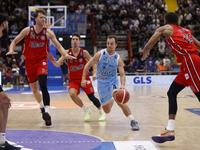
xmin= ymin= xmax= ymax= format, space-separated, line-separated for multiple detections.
xmin=132 ymin=17 xmax=139 ymax=27
xmin=157 ymin=60 xmax=166 ymax=75
xmin=121 ymin=17 xmax=129 ymax=29
xmin=152 ymin=21 xmax=160 ymax=31
xmin=95 ymin=22 xmax=102 ymax=37
xmin=12 ymin=64 xmax=20 ymax=85
xmin=146 ymin=61 xmax=156 ymax=73
xmin=163 ymin=55 xmax=171 ymax=67
xmin=184 ymin=10 xmax=192 ymax=26
xmin=10 ymin=22 xmax=18 ymax=31
xmin=101 ymin=22 xmax=110 ymax=37
xmin=3 ymin=67 xmax=13 ymax=86
xmin=127 ymin=58 xmax=138 ymax=73
xmin=170 ymin=60 xmax=180 ymax=71
xmin=158 ymin=38 xmax=166 ymax=58
xmin=106 ymin=6 xmax=116 ymax=20
xmin=146 ymin=55 xmax=155 ymax=68
xmin=123 ymin=56 xmax=130 ymax=71
xmin=194 ymin=22 xmax=200 ymax=38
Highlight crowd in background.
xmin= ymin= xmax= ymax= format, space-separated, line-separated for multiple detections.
xmin=0 ymin=0 xmax=200 ymax=85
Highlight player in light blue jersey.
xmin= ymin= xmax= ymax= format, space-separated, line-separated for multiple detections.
xmin=81 ymin=35 xmax=139 ymax=130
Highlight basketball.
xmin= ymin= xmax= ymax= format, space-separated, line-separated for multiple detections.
xmin=115 ymin=89 xmax=130 ymax=104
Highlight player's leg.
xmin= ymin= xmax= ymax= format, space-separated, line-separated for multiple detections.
xmin=87 ymin=93 xmax=106 ymax=121
xmin=37 ymin=74 xmax=51 ymax=126
xmin=29 ymin=80 xmax=42 ymax=104
xmin=113 ymin=90 xmax=139 ymax=131
xmin=101 ymin=99 xmax=114 ymax=114
xmin=83 ymin=79 xmax=106 ymax=121
xmin=69 ymin=82 xmax=91 ymax=121
xmin=0 ymin=88 xmax=21 ymax=149
xmin=152 ymin=81 xmax=185 ymax=143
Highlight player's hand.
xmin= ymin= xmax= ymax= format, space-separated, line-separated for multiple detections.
xmin=81 ymin=79 xmax=87 ymax=87
xmin=65 ymin=52 xmax=76 ymax=60
xmin=92 ymin=75 xmax=96 ymax=81
xmin=6 ymin=51 xmax=18 ymax=55
xmin=48 ymin=53 xmax=56 ymax=62
xmin=119 ymin=86 xmax=126 ymax=90
xmin=141 ymin=50 xmax=150 ymax=61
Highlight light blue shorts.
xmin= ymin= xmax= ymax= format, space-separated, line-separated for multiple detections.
xmin=97 ymin=79 xmax=119 ymax=105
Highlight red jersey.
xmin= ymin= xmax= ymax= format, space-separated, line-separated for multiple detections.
xmin=165 ymin=24 xmax=197 ymax=63
xmin=23 ymin=26 xmax=49 ymax=60
xmin=67 ymin=48 xmax=89 ymax=80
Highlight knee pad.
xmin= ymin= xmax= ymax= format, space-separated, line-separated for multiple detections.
xmin=87 ymin=93 xmax=101 ymax=108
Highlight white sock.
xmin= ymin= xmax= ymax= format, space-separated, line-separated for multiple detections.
xmin=44 ymin=106 xmax=50 ymax=113
xmin=82 ymin=105 xmax=88 ymax=111
xmin=38 ymin=101 xmax=44 ymax=108
xmin=0 ymin=133 xmax=5 ymax=145
xmin=99 ymin=107 xmax=104 ymax=113
xmin=127 ymin=115 xmax=134 ymax=122
xmin=166 ymin=119 xmax=175 ymax=131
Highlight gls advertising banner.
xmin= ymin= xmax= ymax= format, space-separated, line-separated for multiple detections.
xmin=126 ymin=75 xmax=176 ymax=86
xmin=91 ymin=75 xmax=176 ymax=86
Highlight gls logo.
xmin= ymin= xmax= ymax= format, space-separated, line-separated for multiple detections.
xmin=133 ymin=77 xmax=152 ymax=84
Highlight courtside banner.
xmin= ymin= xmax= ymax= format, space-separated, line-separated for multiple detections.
xmin=90 ymin=75 xmax=176 ymax=86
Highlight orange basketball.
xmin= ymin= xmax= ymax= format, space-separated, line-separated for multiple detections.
xmin=115 ymin=89 xmax=130 ymax=104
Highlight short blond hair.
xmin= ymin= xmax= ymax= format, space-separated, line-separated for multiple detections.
xmin=33 ymin=8 xmax=46 ymax=18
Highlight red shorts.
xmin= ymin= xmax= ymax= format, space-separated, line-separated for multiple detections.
xmin=25 ymin=58 xmax=48 ymax=83
xmin=69 ymin=76 xmax=94 ymax=95
xmin=174 ymin=53 xmax=200 ymax=94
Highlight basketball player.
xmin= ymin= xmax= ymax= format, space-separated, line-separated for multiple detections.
xmin=48 ymin=33 xmax=106 ymax=121
xmin=141 ymin=12 xmax=200 ymax=143
xmin=6 ymin=9 xmax=75 ymax=126
xmin=0 ymin=13 xmax=21 ymax=150
xmin=81 ymin=35 xmax=139 ymax=130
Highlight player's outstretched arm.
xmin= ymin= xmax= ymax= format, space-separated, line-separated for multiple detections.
xmin=81 ymin=51 xmax=101 ymax=87
xmin=47 ymin=29 xmax=76 ymax=60
xmin=118 ymin=57 xmax=126 ymax=89
xmin=6 ymin=27 xmax=29 ymax=55
xmin=141 ymin=26 xmax=165 ymax=61
xmin=48 ymin=52 xmax=66 ymax=67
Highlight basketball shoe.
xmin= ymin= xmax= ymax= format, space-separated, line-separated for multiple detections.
xmin=0 ymin=141 xmax=21 ymax=150
xmin=84 ymin=109 xmax=91 ymax=121
xmin=152 ymin=129 xmax=175 ymax=143
xmin=130 ymin=120 xmax=140 ymax=131
xmin=41 ymin=108 xmax=52 ymax=126
xmin=98 ymin=112 xmax=106 ymax=122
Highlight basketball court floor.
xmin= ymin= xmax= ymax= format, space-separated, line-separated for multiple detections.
xmin=3 ymin=84 xmax=200 ymax=150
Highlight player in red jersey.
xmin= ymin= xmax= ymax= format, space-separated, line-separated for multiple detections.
xmin=141 ymin=12 xmax=200 ymax=143
xmin=0 ymin=13 xmax=21 ymax=150
xmin=6 ymin=9 xmax=75 ymax=126
xmin=48 ymin=33 xmax=106 ymax=121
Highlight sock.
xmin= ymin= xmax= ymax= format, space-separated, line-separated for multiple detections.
xmin=82 ymin=105 xmax=88 ymax=111
xmin=127 ymin=115 xmax=134 ymax=122
xmin=99 ymin=107 xmax=104 ymax=113
xmin=38 ymin=101 xmax=44 ymax=108
xmin=166 ymin=119 xmax=175 ymax=131
xmin=0 ymin=133 xmax=5 ymax=145
xmin=44 ymin=106 xmax=50 ymax=113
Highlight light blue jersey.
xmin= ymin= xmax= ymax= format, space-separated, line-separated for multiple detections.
xmin=97 ymin=49 xmax=120 ymax=105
